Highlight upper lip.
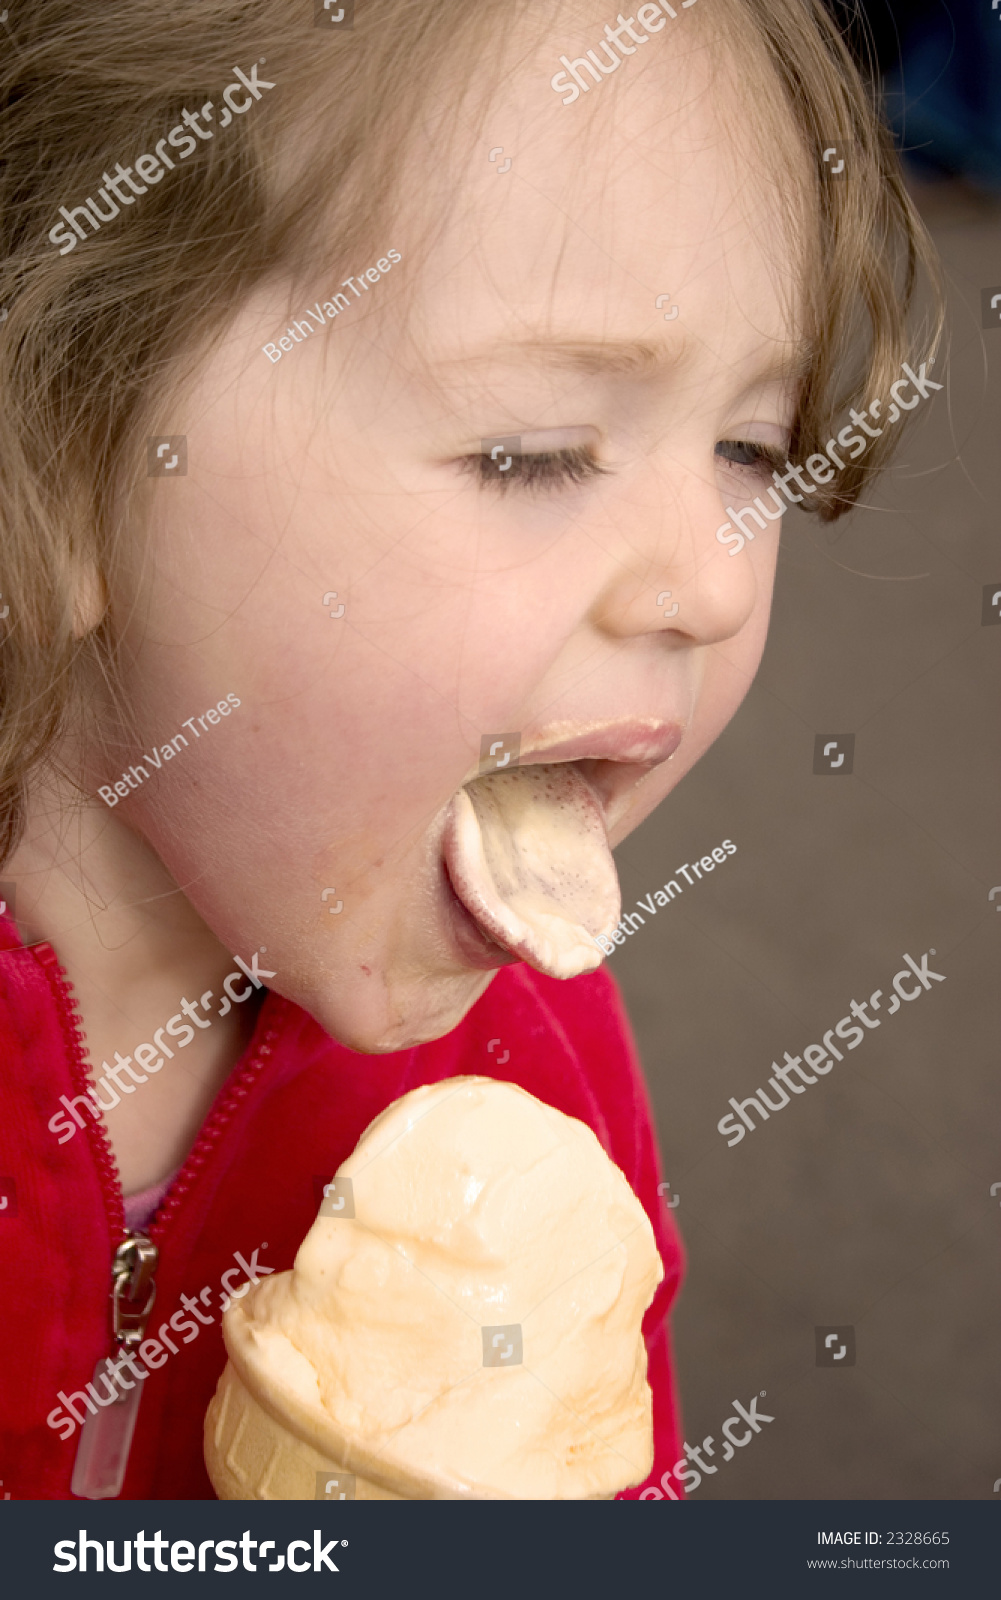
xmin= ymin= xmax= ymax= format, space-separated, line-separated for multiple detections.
xmin=515 ymin=720 xmax=684 ymax=767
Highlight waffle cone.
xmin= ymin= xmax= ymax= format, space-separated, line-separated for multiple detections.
xmin=204 ymin=1285 xmax=495 ymax=1500
xmin=205 ymin=1361 xmax=404 ymax=1500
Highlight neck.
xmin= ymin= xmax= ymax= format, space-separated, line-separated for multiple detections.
xmin=7 ymin=776 xmax=239 ymax=1003
xmin=5 ymin=774 xmax=261 ymax=1192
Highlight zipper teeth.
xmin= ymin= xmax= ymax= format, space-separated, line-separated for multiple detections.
xmin=35 ymin=944 xmax=126 ymax=1239
xmin=36 ymin=941 xmax=289 ymax=1246
xmin=146 ymin=1013 xmax=285 ymax=1242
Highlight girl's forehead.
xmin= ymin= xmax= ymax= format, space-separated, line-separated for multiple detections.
xmin=399 ymin=26 xmax=812 ymax=364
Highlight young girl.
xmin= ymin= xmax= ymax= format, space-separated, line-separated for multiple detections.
xmin=0 ymin=0 xmax=938 ymax=1499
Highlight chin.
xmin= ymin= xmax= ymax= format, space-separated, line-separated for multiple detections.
xmin=301 ymin=963 xmax=501 ymax=1055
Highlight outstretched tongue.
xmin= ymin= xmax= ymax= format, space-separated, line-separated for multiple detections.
xmin=443 ymin=762 xmax=621 ymax=979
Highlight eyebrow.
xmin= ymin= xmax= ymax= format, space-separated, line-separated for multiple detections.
xmin=436 ymin=336 xmax=814 ymax=384
xmin=437 ymin=339 xmax=664 ymax=378
xmin=504 ymin=339 xmax=665 ymax=376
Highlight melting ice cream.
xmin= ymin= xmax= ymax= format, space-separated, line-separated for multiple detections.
xmin=443 ymin=762 xmax=621 ymax=979
xmin=205 ymin=1076 xmax=663 ymax=1500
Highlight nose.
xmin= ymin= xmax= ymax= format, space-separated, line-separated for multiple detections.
xmin=589 ymin=461 xmax=769 ymax=647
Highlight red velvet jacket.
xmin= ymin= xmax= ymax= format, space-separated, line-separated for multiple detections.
xmin=0 ymin=916 xmax=684 ymax=1500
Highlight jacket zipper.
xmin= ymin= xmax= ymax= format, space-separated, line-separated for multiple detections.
xmin=40 ymin=942 xmax=126 ymax=1238
xmin=37 ymin=942 xmax=283 ymax=1494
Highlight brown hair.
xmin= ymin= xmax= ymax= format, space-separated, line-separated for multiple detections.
xmin=0 ymin=0 xmax=942 ymax=864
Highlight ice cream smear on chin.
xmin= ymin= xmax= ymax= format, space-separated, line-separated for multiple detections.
xmin=443 ymin=762 xmax=621 ymax=978
xmin=205 ymin=1077 xmax=664 ymax=1500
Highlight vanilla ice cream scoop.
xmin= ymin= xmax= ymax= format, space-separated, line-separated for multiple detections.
xmin=205 ymin=1077 xmax=663 ymax=1500
xmin=443 ymin=763 xmax=621 ymax=979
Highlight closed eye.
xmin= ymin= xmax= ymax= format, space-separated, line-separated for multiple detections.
xmin=458 ymin=444 xmax=613 ymax=494
xmin=715 ymin=439 xmax=787 ymax=475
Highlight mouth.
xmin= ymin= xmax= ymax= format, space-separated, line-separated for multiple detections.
xmin=442 ymin=722 xmax=683 ymax=980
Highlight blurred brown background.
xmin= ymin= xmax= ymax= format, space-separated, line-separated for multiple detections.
xmin=611 ymin=184 xmax=1001 ymax=1500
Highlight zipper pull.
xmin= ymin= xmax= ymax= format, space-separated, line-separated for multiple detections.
xmin=70 ymin=1233 xmax=159 ymax=1500
xmin=110 ymin=1234 xmax=159 ymax=1345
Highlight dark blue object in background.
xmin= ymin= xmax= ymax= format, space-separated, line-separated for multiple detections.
xmin=828 ymin=0 xmax=1001 ymax=190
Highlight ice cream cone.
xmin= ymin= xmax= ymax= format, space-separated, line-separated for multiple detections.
xmin=204 ymin=1076 xmax=662 ymax=1500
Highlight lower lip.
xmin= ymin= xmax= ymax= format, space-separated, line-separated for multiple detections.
xmin=441 ymin=859 xmax=518 ymax=972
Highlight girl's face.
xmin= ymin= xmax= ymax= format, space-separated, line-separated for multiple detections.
xmin=107 ymin=29 xmax=806 ymax=1050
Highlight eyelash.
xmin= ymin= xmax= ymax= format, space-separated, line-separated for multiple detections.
xmin=459 ymin=438 xmax=787 ymax=495
xmin=715 ymin=439 xmax=787 ymax=476
xmin=459 ymin=444 xmax=612 ymax=494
